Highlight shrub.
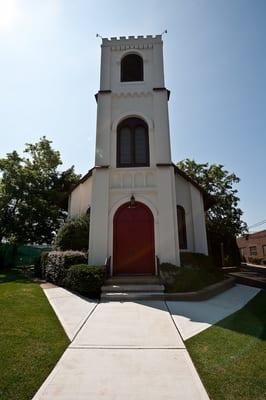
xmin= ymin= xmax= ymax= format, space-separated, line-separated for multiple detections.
xmin=248 ymin=257 xmax=264 ymax=265
xmin=159 ymin=263 xmax=180 ymax=288
xmin=43 ymin=250 xmax=87 ymax=284
xmin=34 ymin=251 xmax=50 ymax=278
xmin=180 ymin=252 xmax=216 ymax=271
xmin=34 ymin=255 xmax=42 ymax=278
xmin=54 ymin=214 xmax=90 ymax=251
xmin=64 ymin=264 xmax=106 ymax=298
xmin=159 ymin=262 xmax=224 ymax=293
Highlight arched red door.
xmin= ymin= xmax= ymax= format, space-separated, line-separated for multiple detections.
xmin=113 ymin=202 xmax=155 ymax=275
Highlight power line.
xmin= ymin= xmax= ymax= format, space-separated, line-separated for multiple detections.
xmin=248 ymin=219 xmax=266 ymax=229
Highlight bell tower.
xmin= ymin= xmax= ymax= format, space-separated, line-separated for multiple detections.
xmin=89 ymin=35 xmax=180 ymax=272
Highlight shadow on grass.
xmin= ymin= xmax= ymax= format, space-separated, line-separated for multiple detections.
xmin=162 ymin=284 xmax=264 ymax=340
xmin=0 ymin=268 xmax=33 ymax=285
xmin=214 ymin=290 xmax=266 ymax=340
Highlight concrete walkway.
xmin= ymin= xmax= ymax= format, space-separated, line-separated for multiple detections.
xmin=33 ymin=287 xmax=209 ymax=400
xmin=42 ymin=284 xmax=97 ymax=340
xmin=167 ymin=284 xmax=260 ymax=340
xmin=33 ymin=284 xmax=260 ymax=399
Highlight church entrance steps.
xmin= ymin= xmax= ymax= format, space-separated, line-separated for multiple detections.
xmin=102 ymin=284 xmax=165 ymax=293
xmin=105 ymin=275 xmax=161 ymax=285
xmin=101 ymin=275 xmax=165 ymax=301
xmin=101 ymin=291 xmax=166 ymax=301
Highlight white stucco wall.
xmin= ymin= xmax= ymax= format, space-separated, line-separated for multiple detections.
xmin=89 ymin=168 xmax=110 ymax=265
xmin=69 ymin=35 xmax=209 ymax=272
xmin=68 ymin=175 xmax=93 ymax=217
xmin=190 ymin=184 xmax=208 ymax=255
xmin=175 ymin=173 xmax=208 ymax=255
xmin=88 ymin=35 xmax=181 ymax=269
xmin=95 ymin=35 xmax=171 ymax=168
xmin=88 ymin=164 xmax=180 ymax=269
xmin=175 ymin=174 xmax=195 ymax=252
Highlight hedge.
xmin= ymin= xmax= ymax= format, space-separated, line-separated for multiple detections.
xmin=159 ymin=262 xmax=224 ymax=293
xmin=42 ymin=251 xmax=87 ymax=284
xmin=180 ymin=252 xmax=216 ymax=271
xmin=64 ymin=264 xmax=106 ymax=298
xmin=247 ymin=257 xmax=266 ymax=266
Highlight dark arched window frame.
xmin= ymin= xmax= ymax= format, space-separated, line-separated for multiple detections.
xmin=121 ymin=54 xmax=144 ymax=82
xmin=117 ymin=118 xmax=149 ymax=168
xmin=177 ymin=205 xmax=187 ymax=250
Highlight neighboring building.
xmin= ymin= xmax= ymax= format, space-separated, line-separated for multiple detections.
xmin=237 ymin=230 xmax=266 ymax=260
xmin=68 ymin=34 xmax=211 ymax=275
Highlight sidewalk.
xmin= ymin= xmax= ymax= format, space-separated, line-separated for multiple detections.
xmin=167 ymin=284 xmax=260 ymax=340
xmin=33 ymin=287 xmax=209 ymax=400
xmin=33 ymin=284 xmax=260 ymax=399
xmin=41 ymin=283 xmax=97 ymax=340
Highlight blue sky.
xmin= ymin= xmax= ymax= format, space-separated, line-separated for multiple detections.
xmin=0 ymin=0 xmax=265 ymax=229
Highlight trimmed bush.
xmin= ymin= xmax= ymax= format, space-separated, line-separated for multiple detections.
xmin=64 ymin=264 xmax=106 ymax=298
xmin=159 ymin=263 xmax=180 ymax=288
xmin=43 ymin=250 xmax=87 ymax=284
xmin=54 ymin=214 xmax=90 ymax=251
xmin=180 ymin=252 xmax=216 ymax=271
xmin=248 ymin=257 xmax=265 ymax=265
xmin=159 ymin=262 xmax=224 ymax=293
xmin=34 ymin=255 xmax=41 ymax=278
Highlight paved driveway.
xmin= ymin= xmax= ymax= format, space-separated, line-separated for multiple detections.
xmin=33 ymin=291 xmax=209 ymax=400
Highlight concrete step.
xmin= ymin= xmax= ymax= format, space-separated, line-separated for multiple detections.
xmin=105 ymin=276 xmax=161 ymax=285
xmin=241 ymin=264 xmax=266 ymax=274
xmin=221 ymin=266 xmax=239 ymax=273
xmin=101 ymin=284 xmax=165 ymax=293
xmin=101 ymin=275 xmax=165 ymax=301
xmin=228 ymin=272 xmax=266 ymax=289
xmin=101 ymin=291 xmax=165 ymax=301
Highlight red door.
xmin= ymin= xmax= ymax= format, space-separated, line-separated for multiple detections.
xmin=113 ymin=202 xmax=155 ymax=275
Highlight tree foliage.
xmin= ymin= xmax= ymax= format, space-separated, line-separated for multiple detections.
xmin=177 ymin=159 xmax=247 ymax=236
xmin=0 ymin=137 xmax=80 ymax=244
xmin=54 ymin=214 xmax=90 ymax=251
xmin=177 ymin=159 xmax=247 ymax=265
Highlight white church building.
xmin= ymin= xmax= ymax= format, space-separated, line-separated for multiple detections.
xmin=68 ymin=34 xmax=209 ymax=276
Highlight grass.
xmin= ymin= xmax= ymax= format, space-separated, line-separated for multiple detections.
xmin=0 ymin=268 xmax=69 ymax=400
xmin=186 ymin=290 xmax=266 ymax=400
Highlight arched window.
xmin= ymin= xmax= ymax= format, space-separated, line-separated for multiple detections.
xmin=121 ymin=54 xmax=143 ymax=82
xmin=177 ymin=206 xmax=187 ymax=250
xmin=117 ymin=118 xmax=149 ymax=167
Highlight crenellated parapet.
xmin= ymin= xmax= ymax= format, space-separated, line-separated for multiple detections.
xmin=102 ymin=35 xmax=162 ymax=50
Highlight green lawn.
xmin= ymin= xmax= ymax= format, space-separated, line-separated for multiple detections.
xmin=0 ymin=269 xmax=69 ymax=400
xmin=186 ymin=290 xmax=266 ymax=400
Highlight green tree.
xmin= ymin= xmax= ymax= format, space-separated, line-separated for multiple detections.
xmin=0 ymin=137 xmax=80 ymax=244
xmin=177 ymin=159 xmax=247 ymax=265
xmin=54 ymin=214 xmax=90 ymax=251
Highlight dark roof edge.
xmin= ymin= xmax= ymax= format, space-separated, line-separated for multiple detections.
xmin=172 ymin=163 xmax=215 ymax=210
xmin=70 ymin=167 xmax=94 ymax=192
xmin=70 ymin=165 xmax=110 ymax=193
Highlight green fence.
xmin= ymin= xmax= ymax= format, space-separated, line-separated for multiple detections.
xmin=0 ymin=244 xmax=51 ymax=268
